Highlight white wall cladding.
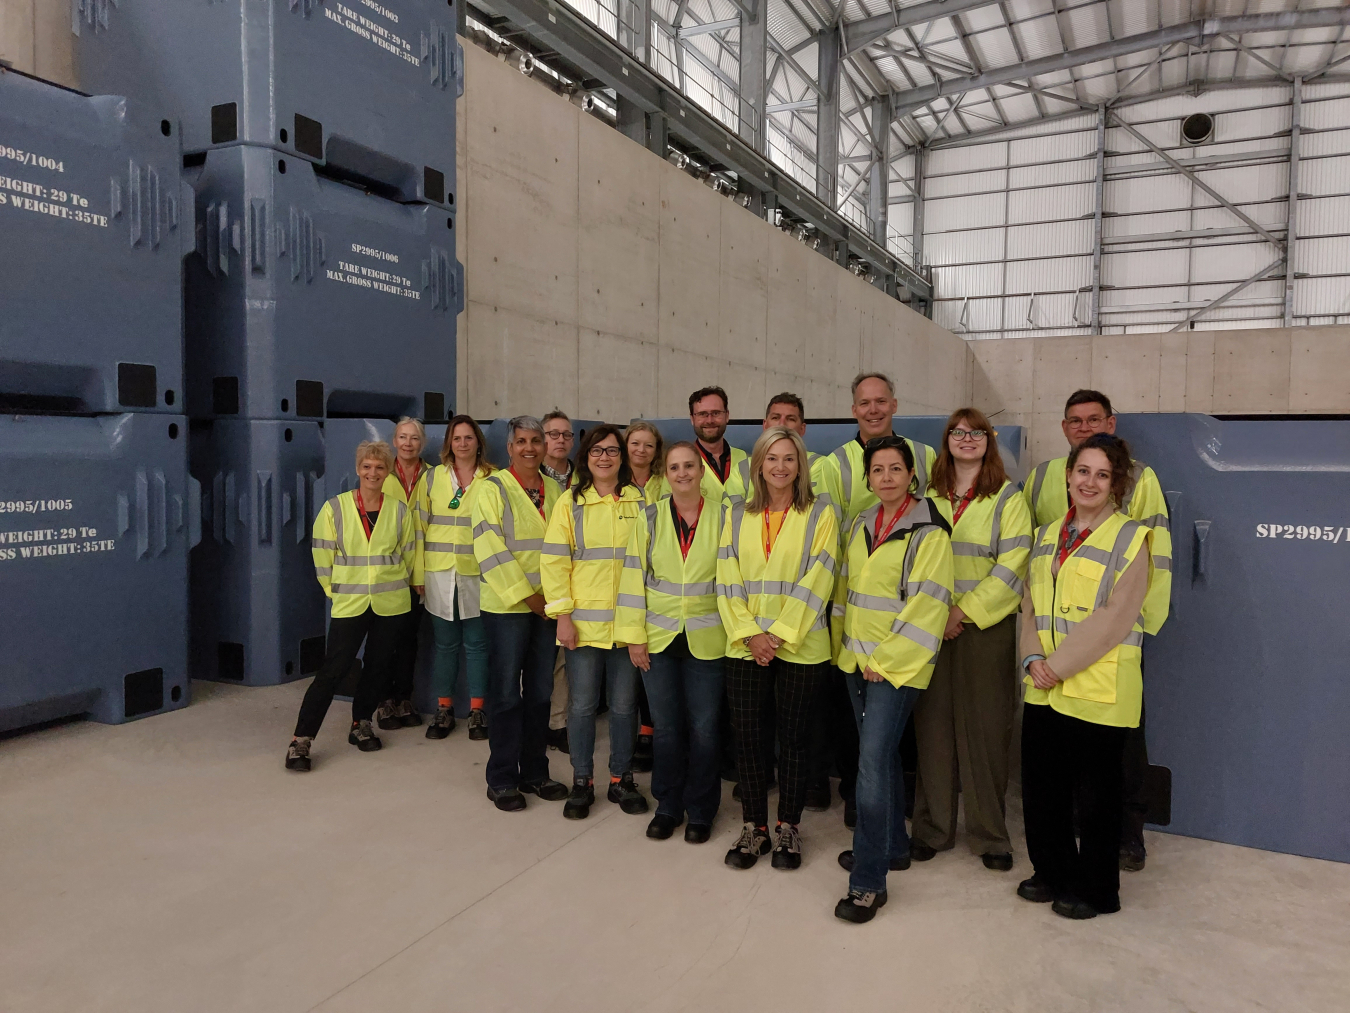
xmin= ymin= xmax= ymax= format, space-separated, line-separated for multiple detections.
xmin=925 ymin=83 xmax=1350 ymax=337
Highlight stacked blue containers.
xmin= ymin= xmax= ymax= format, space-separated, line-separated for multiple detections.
xmin=72 ymin=0 xmax=465 ymax=686
xmin=0 ymin=69 xmax=192 ymax=730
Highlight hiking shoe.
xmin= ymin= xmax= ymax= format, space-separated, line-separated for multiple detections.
xmin=724 ymin=823 xmax=771 ymax=869
xmin=520 ymin=778 xmax=569 ymax=802
xmin=467 ymin=707 xmax=488 ymax=740
xmin=284 ymin=737 xmax=312 ymax=772
xmin=607 ymin=773 xmax=649 ymax=815
xmin=375 ymin=700 xmax=401 ymax=731
xmin=563 ymin=779 xmax=595 ymax=820
xmin=348 ymin=720 xmax=382 ymax=751
xmin=837 ymin=850 xmax=910 ymax=873
xmin=835 ymin=888 xmax=888 ymax=923
xmin=547 ymin=726 xmax=570 ymax=753
xmin=425 ymin=707 xmax=456 ymax=739
xmin=486 ymin=785 xmax=526 ymax=812
xmin=395 ymin=699 xmax=422 ymax=727
xmin=771 ymin=823 xmax=802 ymax=870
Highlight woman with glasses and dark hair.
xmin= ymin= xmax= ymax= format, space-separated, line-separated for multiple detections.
xmin=542 ymin=424 xmax=650 ymax=820
xmin=910 ymin=408 xmax=1032 ymax=872
xmin=717 ymin=426 xmax=838 ymax=871
xmin=414 ymin=415 xmax=495 ymax=741
xmin=1017 ymin=433 xmax=1150 ymax=920
xmin=832 ymin=436 xmax=953 ymax=922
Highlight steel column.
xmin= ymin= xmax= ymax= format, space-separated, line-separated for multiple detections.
xmin=868 ymin=98 xmax=890 ymax=245
xmin=912 ymin=145 xmax=926 ymax=269
xmin=1090 ymin=103 xmax=1106 ymax=334
xmin=739 ymin=0 xmax=767 ymax=150
xmin=1284 ymin=75 xmax=1302 ymax=327
xmin=816 ymin=26 xmax=841 ymax=206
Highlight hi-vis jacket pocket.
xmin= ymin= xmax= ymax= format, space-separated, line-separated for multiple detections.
xmin=1059 ymin=648 xmax=1119 ymax=704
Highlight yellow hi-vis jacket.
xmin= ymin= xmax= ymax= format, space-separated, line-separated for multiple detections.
xmin=472 ymin=470 xmax=563 ymax=614
xmin=311 ymin=490 xmax=415 ymax=618
xmin=1026 ymin=511 xmax=1149 ymax=728
xmin=716 ymin=497 xmax=838 ymax=664
xmin=542 ymin=484 xmax=645 ymax=648
xmin=701 ymin=444 xmax=750 ymax=502
xmin=381 ymin=460 xmax=429 ymax=505
xmin=413 ymin=464 xmax=488 ymax=586
xmin=615 ymin=496 xmax=729 ymax=659
xmin=933 ymin=479 xmax=1032 ymax=629
xmin=834 ymin=499 xmax=954 ymax=689
xmin=814 ymin=434 xmax=938 ymax=533
xmin=1024 ymin=455 xmax=1171 ymax=635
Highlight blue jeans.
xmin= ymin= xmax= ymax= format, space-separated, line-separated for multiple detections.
xmin=482 ymin=611 xmax=557 ymax=792
xmin=847 ymin=672 xmax=922 ymax=894
xmin=566 ymin=645 xmax=639 ymax=780
xmin=642 ymin=634 xmax=724 ymax=826
xmin=429 ymin=601 xmax=489 ymax=709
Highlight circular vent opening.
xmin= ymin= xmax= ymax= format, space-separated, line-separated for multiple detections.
xmin=1182 ymin=112 xmax=1214 ymax=145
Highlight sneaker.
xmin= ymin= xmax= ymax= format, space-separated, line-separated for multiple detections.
xmin=348 ymin=720 xmax=382 ymax=752
xmin=771 ymin=823 xmax=802 ymax=870
xmin=425 ymin=707 xmax=456 ymax=739
xmin=284 ymin=737 xmax=312 ymax=772
xmin=607 ymin=773 xmax=649 ymax=815
xmin=395 ymin=699 xmax=422 ymax=727
xmin=467 ymin=708 xmax=488 ymax=740
xmin=631 ymin=733 xmax=654 ymax=772
xmin=834 ymin=888 xmax=888 ymax=924
xmin=563 ymin=779 xmax=595 ymax=820
xmin=520 ymin=778 xmax=569 ymax=802
xmin=486 ymin=785 xmax=526 ymax=812
xmin=1119 ymin=845 xmax=1146 ymax=873
xmin=837 ymin=850 xmax=910 ymax=873
xmin=546 ymin=726 xmax=570 ymax=754
xmin=375 ymin=699 xmax=401 ymax=731
xmin=804 ymin=783 xmax=831 ymax=812
xmin=724 ymin=823 xmax=771 ymax=869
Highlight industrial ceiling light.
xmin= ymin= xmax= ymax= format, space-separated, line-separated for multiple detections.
xmin=517 ymin=52 xmax=536 ymax=77
xmin=1181 ymin=112 xmax=1214 ymax=145
xmin=734 ymin=192 xmax=752 ymax=208
xmin=667 ymin=150 xmax=688 ymax=170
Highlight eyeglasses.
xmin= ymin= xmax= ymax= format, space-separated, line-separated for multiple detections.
xmin=543 ymin=429 xmax=573 ymax=441
xmin=588 ymin=445 xmax=622 ymax=458
xmin=692 ymin=410 xmax=728 ymax=422
xmin=1065 ymin=416 xmax=1109 ymax=430
xmin=864 ymin=436 xmax=907 ymax=450
xmin=950 ymin=428 xmax=987 ymax=441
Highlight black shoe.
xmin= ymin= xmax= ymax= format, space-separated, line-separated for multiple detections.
xmin=720 ymin=765 xmax=738 ymax=782
xmin=1052 ymin=895 xmax=1098 ymax=920
xmin=285 ymin=737 xmax=312 ymax=772
xmin=1017 ymin=875 xmax=1055 ymax=903
xmin=909 ymin=841 xmax=937 ymax=862
xmin=425 ymin=706 xmax=456 ymax=739
xmin=546 ymin=726 xmax=570 ymax=754
xmin=375 ymin=700 xmax=401 ymax=731
xmin=804 ymin=784 xmax=831 ymax=812
xmin=486 ymin=785 xmax=526 ymax=812
xmin=520 ymin=778 xmax=569 ymax=802
xmin=631 ymin=733 xmax=654 ymax=773
xmin=646 ymin=813 xmax=683 ymax=839
xmin=348 ymin=720 xmax=383 ymax=751
xmin=395 ymin=699 xmax=422 ymax=727
xmin=724 ymin=823 xmax=771 ymax=869
xmin=1120 ymin=846 xmax=1146 ymax=873
xmin=770 ymin=823 xmax=802 ymax=870
xmin=982 ymin=852 xmax=1014 ymax=872
xmin=685 ymin=823 xmax=712 ymax=844
xmin=607 ymin=773 xmax=649 ymax=814
xmin=844 ymin=798 xmax=857 ymax=829
xmin=834 ymin=888 xmax=888 ymax=924
xmin=837 ymin=850 xmax=910 ymax=873
xmin=563 ymin=780 xmax=594 ymax=820
xmin=467 ymin=707 xmax=488 ymax=740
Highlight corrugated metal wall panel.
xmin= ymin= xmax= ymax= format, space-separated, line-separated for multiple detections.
xmin=925 ymin=167 xmax=1008 ymax=199
xmin=1298 ymin=277 xmax=1350 ymax=317
xmin=1008 ymin=182 xmax=1094 ymax=223
xmin=1103 ymin=248 xmax=1190 ymax=290
xmin=927 ymin=142 xmax=1008 ymax=174
xmin=1005 ymin=255 xmax=1091 ymax=296
xmin=924 ymin=228 xmax=1005 ymax=266
xmin=931 ymin=262 xmax=1004 ymax=298
xmin=1006 ymin=220 xmax=1091 ymax=259
xmin=1109 ymin=173 xmax=1192 ymax=214
xmin=1300 ymin=157 xmax=1350 ymax=197
xmin=924 ymin=192 xmax=1007 ymax=232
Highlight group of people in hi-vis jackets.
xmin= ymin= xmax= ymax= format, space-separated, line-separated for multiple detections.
xmin=285 ymin=373 xmax=1172 ymax=926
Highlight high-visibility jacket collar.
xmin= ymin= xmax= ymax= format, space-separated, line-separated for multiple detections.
xmin=855 ymin=496 xmax=950 ymax=554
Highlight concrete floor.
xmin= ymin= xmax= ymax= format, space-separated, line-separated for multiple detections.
xmin=3 ymin=680 xmax=1348 ymax=1013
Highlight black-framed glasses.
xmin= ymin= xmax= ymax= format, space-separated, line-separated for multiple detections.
xmin=864 ymin=436 xmax=907 ymax=451
xmin=950 ymin=428 xmax=987 ymax=440
xmin=543 ymin=429 xmax=574 ymax=441
xmin=588 ymin=445 xmax=622 ymax=458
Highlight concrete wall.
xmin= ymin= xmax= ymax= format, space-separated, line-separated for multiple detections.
xmin=971 ymin=325 xmax=1350 ymax=463
xmin=455 ymin=42 xmax=971 ymax=422
xmin=0 ymin=0 xmax=74 ymax=87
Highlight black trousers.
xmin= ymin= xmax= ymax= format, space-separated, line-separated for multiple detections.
xmin=726 ymin=657 xmax=827 ymax=827
xmin=294 ymin=607 xmax=401 ymax=739
xmin=1122 ymin=686 xmax=1150 ymax=852
xmin=809 ymin=670 xmax=859 ymax=801
xmin=719 ymin=685 xmax=776 ymax=780
xmin=386 ymin=597 xmax=424 ymax=704
xmin=1022 ymin=703 xmax=1128 ymax=913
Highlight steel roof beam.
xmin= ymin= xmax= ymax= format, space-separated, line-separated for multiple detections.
xmin=841 ymin=0 xmax=998 ymax=58
xmin=890 ymin=8 xmax=1350 ymax=119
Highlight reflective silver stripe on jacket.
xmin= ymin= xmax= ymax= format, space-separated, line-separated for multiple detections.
xmin=571 ymin=608 xmax=615 ymax=622
xmin=485 ymin=474 xmax=543 ymax=555
xmin=1094 ymin=520 xmax=1144 ymax=609
xmin=1030 ymin=460 xmax=1054 ymax=512
xmin=647 ymin=577 xmax=716 ymax=596
xmin=312 ymin=537 xmax=338 ymax=551
xmin=848 ymin=589 xmax=903 ymax=612
xmin=331 ymin=579 xmax=409 ymax=595
xmin=889 ymin=619 xmax=941 ymax=653
xmin=1138 ymin=512 xmax=1170 ymax=532
xmin=429 ymin=515 xmax=471 ymax=527
xmin=905 ymin=578 xmax=954 ymax=605
xmin=1052 ymin=612 xmax=1144 ymax=649
xmin=736 ymin=457 xmax=751 ymax=489
xmin=328 ymin=494 xmax=407 ymax=566
xmin=424 ymin=541 xmax=473 ymax=554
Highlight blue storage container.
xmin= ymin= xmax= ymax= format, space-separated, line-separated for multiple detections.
xmin=183 ymin=147 xmax=462 ymax=421
xmin=1116 ymin=413 xmax=1350 ymax=864
xmin=189 ymin=419 xmax=328 ymax=686
xmin=72 ymin=0 xmax=460 ymax=210
xmin=0 ymin=68 xmax=184 ymax=414
xmin=0 ymin=413 xmax=192 ymax=730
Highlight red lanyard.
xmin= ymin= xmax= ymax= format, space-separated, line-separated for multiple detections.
xmin=872 ymin=496 xmax=913 ymax=551
xmin=951 ymin=488 xmax=975 ymax=526
xmin=510 ymin=466 xmax=546 ymax=516
xmin=394 ymin=459 xmax=423 ymax=500
xmin=763 ymin=509 xmax=787 ymax=557
xmin=673 ymin=498 xmax=703 ymax=559
xmin=354 ymin=489 xmax=380 ymax=540
xmin=1057 ymin=506 xmax=1091 ymax=566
